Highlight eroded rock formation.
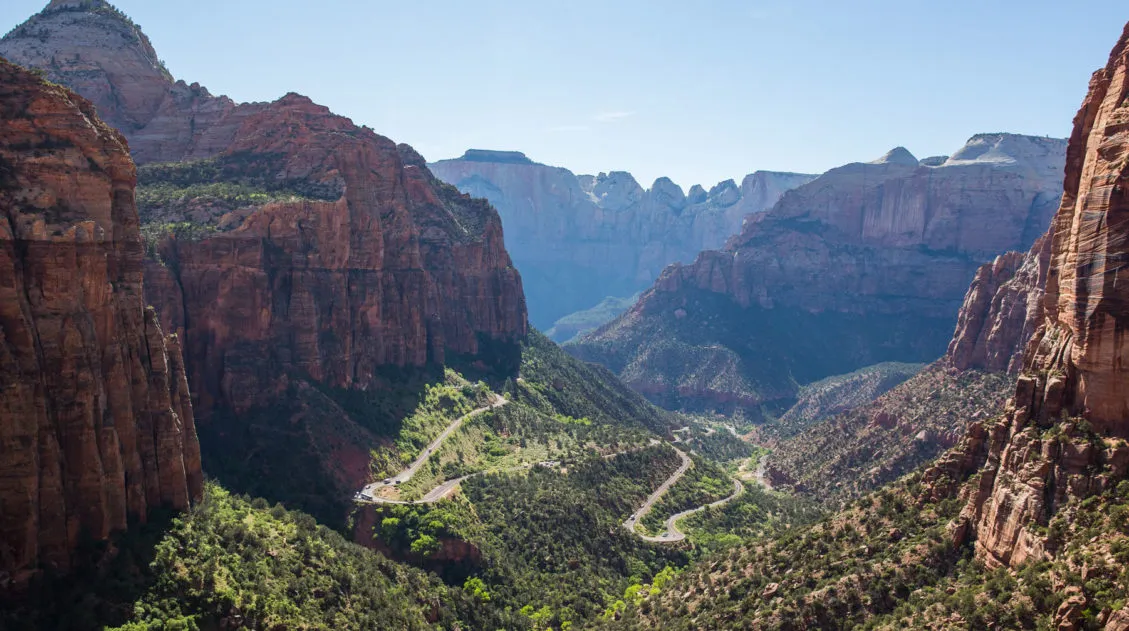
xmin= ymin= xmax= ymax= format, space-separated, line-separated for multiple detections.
xmin=570 ymin=135 xmax=1067 ymax=416
xmin=925 ymin=21 xmax=1129 ymax=571
xmin=947 ymin=233 xmax=1052 ymax=373
xmin=0 ymin=58 xmax=201 ymax=586
xmin=0 ymin=1 xmax=528 ymax=421
xmin=0 ymin=1 xmax=528 ymax=521
xmin=430 ymin=150 xmax=815 ymax=327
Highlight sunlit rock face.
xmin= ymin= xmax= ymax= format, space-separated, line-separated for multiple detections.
xmin=430 ymin=150 xmax=816 ymax=327
xmin=924 ymin=21 xmax=1129 ymax=571
xmin=570 ymin=135 xmax=1067 ymax=416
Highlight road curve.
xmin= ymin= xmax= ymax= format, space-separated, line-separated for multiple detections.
xmin=356 ymin=396 xmax=507 ymax=504
xmin=622 ymin=447 xmax=692 ymax=541
xmin=659 ymin=478 xmax=744 ymax=541
xmin=623 ymin=448 xmax=745 ymax=543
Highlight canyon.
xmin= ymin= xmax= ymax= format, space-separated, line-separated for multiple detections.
xmin=430 ymin=150 xmax=815 ymax=328
xmin=570 ymin=135 xmax=1067 ymax=418
xmin=0 ymin=0 xmax=527 ymax=524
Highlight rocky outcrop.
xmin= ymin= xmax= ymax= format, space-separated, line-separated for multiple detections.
xmin=430 ymin=150 xmax=815 ymax=327
xmin=946 ymin=233 xmax=1052 ymax=373
xmin=925 ymin=21 xmax=1129 ymax=571
xmin=0 ymin=58 xmax=201 ymax=586
xmin=570 ymin=135 xmax=1067 ymax=416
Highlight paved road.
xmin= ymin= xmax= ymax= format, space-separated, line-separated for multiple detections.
xmin=355 ymin=396 xmax=507 ymax=502
xmin=622 ymin=447 xmax=692 ymax=541
xmin=623 ymin=447 xmax=746 ymax=543
xmin=657 ymin=479 xmax=744 ymax=541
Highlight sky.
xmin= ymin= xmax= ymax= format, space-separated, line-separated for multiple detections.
xmin=1 ymin=0 xmax=1125 ymax=189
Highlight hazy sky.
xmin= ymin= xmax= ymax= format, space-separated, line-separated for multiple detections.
xmin=2 ymin=1 xmax=1125 ymax=188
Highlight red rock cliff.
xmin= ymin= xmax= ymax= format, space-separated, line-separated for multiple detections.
xmin=0 ymin=58 xmax=201 ymax=587
xmin=0 ymin=1 xmax=526 ymax=520
xmin=0 ymin=2 xmax=528 ymax=421
xmin=139 ymin=95 xmax=528 ymax=416
xmin=946 ymin=232 xmax=1052 ymax=373
xmin=925 ymin=21 xmax=1129 ymax=571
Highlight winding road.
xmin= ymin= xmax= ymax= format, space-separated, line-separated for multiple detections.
xmin=623 ymin=446 xmax=746 ymax=543
xmin=354 ymin=405 xmax=748 ymax=537
xmin=355 ymin=395 xmax=507 ymax=504
xmin=622 ymin=447 xmax=692 ymax=541
xmin=652 ymin=479 xmax=744 ymax=542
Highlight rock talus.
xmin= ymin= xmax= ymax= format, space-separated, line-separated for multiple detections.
xmin=0 ymin=58 xmax=201 ymax=586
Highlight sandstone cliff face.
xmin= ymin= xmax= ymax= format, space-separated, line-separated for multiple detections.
xmin=945 ymin=234 xmax=1051 ymax=373
xmin=924 ymin=22 xmax=1129 ymax=573
xmin=137 ymin=97 xmax=528 ymax=417
xmin=429 ymin=150 xmax=815 ymax=327
xmin=0 ymin=58 xmax=201 ymax=586
xmin=0 ymin=1 xmax=528 ymax=521
xmin=0 ymin=2 xmax=528 ymax=419
xmin=570 ymin=135 xmax=1067 ymax=416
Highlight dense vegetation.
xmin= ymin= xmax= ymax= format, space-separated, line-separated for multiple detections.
xmin=609 ymin=473 xmax=970 ymax=629
xmin=609 ymin=448 xmax=1129 ymax=631
xmin=676 ymin=423 xmax=755 ymax=462
xmin=508 ymin=331 xmax=676 ymax=435
xmin=361 ymin=446 xmax=690 ymax=629
xmin=765 ymin=364 xmax=1014 ymax=502
xmin=394 ymin=398 xmax=653 ymax=501
xmin=679 ymin=481 xmax=822 ymax=552
xmin=1 ymin=484 xmax=518 ymax=631
xmin=636 ymin=455 xmax=733 ymax=536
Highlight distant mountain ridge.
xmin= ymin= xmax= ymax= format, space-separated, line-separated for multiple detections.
xmin=569 ymin=134 xmax=1068 ymax=418
xmin=430 ymin=150 xmax=815 ymax=327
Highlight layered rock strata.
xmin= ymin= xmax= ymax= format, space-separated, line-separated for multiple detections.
xmin=571 ymin=135 xmax=1067 ymax=416
xmin=925 ymin=21 xmax=1129 ymax=570
xmin=430 ymin=151 xmax=815 ymax=326
xmin=0 ymin=58 xmax=201 ymax=585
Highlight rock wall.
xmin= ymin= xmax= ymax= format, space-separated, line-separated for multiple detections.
xmin=946 ymin=233 xmax=1052 ymax=373
xmin=925 ymin=21 xmax=1129 ymax=571
xmin=430 ymin=151 xmax=815 ymax=327
xmin=570 ymin=136 xmax=1067 ymax=416
xmin=137 ymin=96 xmax=528 ymax=416
xmin=0 ymin=2 xmax=529 ymax=422
xmin=0 ymin=58 xmax=201 ymax=586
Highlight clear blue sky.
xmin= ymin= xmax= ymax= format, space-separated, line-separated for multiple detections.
xmin=2 ymin=1 xmax=1125 ymax=188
